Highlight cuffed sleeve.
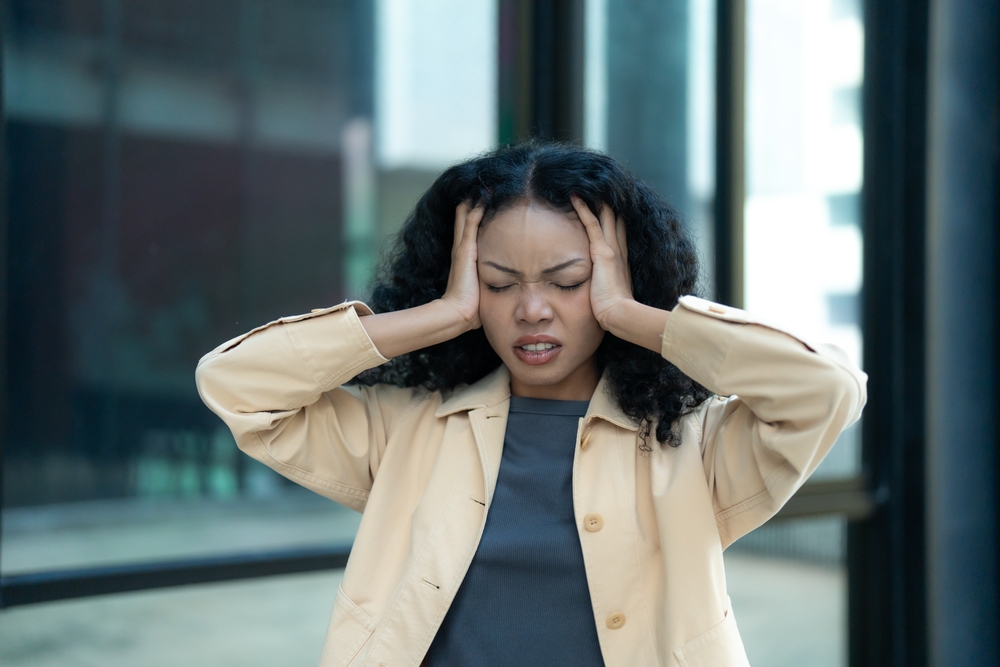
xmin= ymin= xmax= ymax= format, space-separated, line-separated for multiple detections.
xmin=661 ymin=296 xmax=867 ymax=548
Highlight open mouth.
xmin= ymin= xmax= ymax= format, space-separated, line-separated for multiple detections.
xmin=512 ymin=337 xmax=563 ymax=366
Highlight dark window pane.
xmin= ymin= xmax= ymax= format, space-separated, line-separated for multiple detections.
xmin=3 ymin=0 xmax=497 ymax=580
xmin=3 ymin=0 xmax=361 ymax=574
xmin=122 ymin=0 xmax=242 ymax=68
xmin=11 ymin=0 xmax=105 ymax=38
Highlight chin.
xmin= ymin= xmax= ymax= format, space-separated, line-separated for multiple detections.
xmin=508 ymin=362 xmax=571 ymax=387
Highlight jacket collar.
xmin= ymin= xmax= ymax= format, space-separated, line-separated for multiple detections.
xmin=435 ymin=364 xmax=639 ymax=432
xmin=435 ymin=365 xmax=511 ymax=417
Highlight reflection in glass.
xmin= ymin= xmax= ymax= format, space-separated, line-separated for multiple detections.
xmin=730 ymin=4 xmax=859 ymax=665
xmin=3 ymin=0 xmax=496 ymax=573
xmin=743 ymin=0 xmax=864 ymax=478
xmin=585 ymin=0 xmax=716 ymax=272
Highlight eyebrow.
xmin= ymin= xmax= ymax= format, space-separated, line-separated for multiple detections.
xmin=482 ymin=258 xmax=586 ymax=276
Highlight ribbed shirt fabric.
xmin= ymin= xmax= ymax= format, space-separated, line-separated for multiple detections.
xmin=424 ymin=396 xmax=606 ymax=667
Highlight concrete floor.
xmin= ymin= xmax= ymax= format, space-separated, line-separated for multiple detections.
xmin=0 ymin=555 xmax=845 ymax=667
xmin=0 ymin=570 xmax=344 ymax=667
xmin=727 ymin=553 xmax=845 ymax=667
xmin=0 ymin=496 xmax=845 ymax=666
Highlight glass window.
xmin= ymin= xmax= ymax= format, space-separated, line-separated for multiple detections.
xmin=4 ymin=0 xmax=368 ymax=573
xmin=2 ymin=0 xmax=496 ymax=575
xmin=585 ymin=0 xmax=716 ymax=267
xmin=369 ymin=0 xmax=497 ymax=294
xmin=743 ymin=0 xmax=864 ymax=478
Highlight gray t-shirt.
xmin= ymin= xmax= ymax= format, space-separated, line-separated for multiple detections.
xmin=424 ymin=396 xmax=605 ymax=666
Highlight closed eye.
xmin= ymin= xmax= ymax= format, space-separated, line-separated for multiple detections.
xmin=486 ymin=281 xmax=586 ymax=293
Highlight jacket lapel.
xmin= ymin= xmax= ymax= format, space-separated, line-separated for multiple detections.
xmin=468 ymin=403 xmax=509 ymax=505
xmin=436 ymin=365 xmax=511 ymax=505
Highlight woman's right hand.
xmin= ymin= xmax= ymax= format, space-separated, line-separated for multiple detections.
xmin=357 ymin=203 xmax=483 ymax=358
xmin=440 ymin=202 xmax=485 ymax=330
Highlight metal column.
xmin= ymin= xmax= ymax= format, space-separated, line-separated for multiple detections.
xmin=925 ymin=0 xmax=1000 ymax=664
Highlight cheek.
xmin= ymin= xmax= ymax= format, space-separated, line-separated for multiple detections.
xmin=561 ymin=291 xmax=604 ymax=346
xmin=477 ymin=291 xmax=508 ymax=345
xmin=478 ymin=289 xmax=501 ymax=319
xmin=561 ymin=288 xmax=599 ymax=326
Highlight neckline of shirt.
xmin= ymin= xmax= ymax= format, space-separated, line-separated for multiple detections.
xmin=508 ymin=395 xmax=591 ymax=417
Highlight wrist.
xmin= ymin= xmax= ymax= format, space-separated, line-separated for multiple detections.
xmin=434 ymin=297 xmax=479 ymax=335
xmin=598 ymin=298 xmax=636 ymax=332
xmin=601 ymin=299 xmax=670 ymax=353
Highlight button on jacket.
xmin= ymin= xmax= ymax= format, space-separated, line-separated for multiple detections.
xmin=195 ymin=295 xmax=867 ymax=667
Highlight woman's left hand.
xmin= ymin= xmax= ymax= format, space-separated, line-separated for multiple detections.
xmin=571 ymin=195 xmax=634 ymax=330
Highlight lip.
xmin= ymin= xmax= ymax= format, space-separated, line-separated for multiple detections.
xmin=512 ymin=334 xmax=563 ymax=366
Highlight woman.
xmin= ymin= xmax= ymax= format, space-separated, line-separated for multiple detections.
xmin=196 ymin=142 xmax=866 ymax=667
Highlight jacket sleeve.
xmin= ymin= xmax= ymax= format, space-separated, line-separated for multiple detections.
xmin=194 ymin=301 xmax=416 ymax=512
xmin=660 ymin=296 xmax=868 ymax=548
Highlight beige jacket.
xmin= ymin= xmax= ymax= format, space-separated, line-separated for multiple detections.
xmin=195 ymin=295 xmax=867 ymax=667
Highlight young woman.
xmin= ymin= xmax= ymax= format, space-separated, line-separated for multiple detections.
xmin=196 ymin=143 xmax=866 ymax=667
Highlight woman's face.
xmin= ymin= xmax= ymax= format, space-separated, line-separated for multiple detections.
xmin=477 ymin=201 xmax=605 ymax=400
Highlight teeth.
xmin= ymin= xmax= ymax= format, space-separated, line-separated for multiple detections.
xmin=521 ymin=343 xmax=555 ymax=351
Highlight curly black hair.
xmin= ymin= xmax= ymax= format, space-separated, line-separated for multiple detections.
xmin=355 ymin=141 xmax=712 ymax=447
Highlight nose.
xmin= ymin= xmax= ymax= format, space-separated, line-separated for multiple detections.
xmin=514 ymin=285 xmax=554 ymax=324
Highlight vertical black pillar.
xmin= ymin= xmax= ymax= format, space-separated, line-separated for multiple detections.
xmin=850 ymin=1 xmax=930 ymax=666
xmin=714 ymin=0 xmax=744 ymax=308
xmin=533 ymin=0 xmax=584 ymax=141
xmin=0 ymin=0 xmax=7 ymax=601
xmin=498 ymin=0 xmax=584 ymax=143
xmin=925 ymin=1 xmax=1000 ymax=665
xmin=498 ymin=0 xmax=532 ymax=143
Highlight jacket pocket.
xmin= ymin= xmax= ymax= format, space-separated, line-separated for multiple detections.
xmin=320 ymin=585 xmax=376 ymax=667
xmin=674 ymin=599 xmax=751 ymax=667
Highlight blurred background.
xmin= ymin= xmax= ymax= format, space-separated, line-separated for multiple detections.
xmin=0 ymin=1 xmax=996 ymax=666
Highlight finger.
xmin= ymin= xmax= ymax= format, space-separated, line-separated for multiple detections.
xmin=461 ymin=205 xmax=485 ymax=253
xmin=615 ymin=214 xmax=628 ymax=263
xmin=453 ymin=202 xmax=471 ymax=253
xmin=571 ymin=195 xmax=607 ymax=248
xmin=616 ymin=214 xmax=633 ymax=292
xmin=597 ymin=203 xmax=618 ymax=248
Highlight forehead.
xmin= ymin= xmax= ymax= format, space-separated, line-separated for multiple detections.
xmin=478 ymin=202 xmax=589 ymax=266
